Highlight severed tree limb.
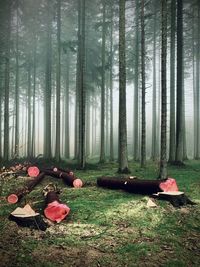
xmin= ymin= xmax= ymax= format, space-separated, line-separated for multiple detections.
xmin=7 ymin=172 xmax=45 ymax=204
xmin=43 ymin=168 xmax=83 ymax=188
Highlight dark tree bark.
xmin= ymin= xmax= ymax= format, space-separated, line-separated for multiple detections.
xmin=97 ymin=176 xmax=165 ymax=195
xmin=159 ymin=0 xmax=168 ymax=179
xmin=32 ymin=35 xmax=37 ymax=158
xmin=44 ymin=0 xmax=52 ymax=159
xmin=169 ymin=0 xmax=176 ymax=162
xmin=100 ymin=0 xmax=106 ymax=163
xmin=27 ymin=57 xmax=32 ymax=158
xmin=194 ymin=1 xmax=200 ymax=159
xmin=141 ymin=0 xmax=146 ymax=167
xmin=74 ymin=0 xmax=81 ymax=160
xmin=64 ymin=49 xmax=70 ymax=159
xmin=175 ymin=0 xmax=184 ymax=163
xmin=151 ymin=1 xmax=158 ymax=161
xmin=133 ymin=0 xmax=140 ymax=161
xmin=109 ymin=4 xmax=114 ymax=161
xmin=14 ymin=0 xmax=20 ymax=158
xmin=118 ymin=0 xmax=129 ymax=173
xmin=55 ymin=0 xmax=61 ymax=161
xmin=78 ymin=0 xmax=86 ymax=169
xmin=3 ymin=1 xmax=11 ymax=161
xmin=7 ymin=172 xmax=45 ymax=204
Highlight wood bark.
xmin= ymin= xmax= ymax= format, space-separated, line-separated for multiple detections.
xmin=64 ymin=49 xmax=70 ymax=158
xmin=109 ymin=3 xmax=114 ymax=161
xmin=55 ymin=0 xmax=61 ymax=161
xmin=175 ymin=0 xmax=184 ymax=163
xmin=27 ymin=57 xmax=32 ymax=158
xmin=78 ymin=0 xmax=86 ymax=169
xmin=195 ymin=2 xmax=200 ymax=158
xmin=118 ymin=0 xmax=129 ymax=173
xmin=141 ymin=0 xmax=146 ymax=167
xmin=169 ymin=0 xmax=176 ymax=162
xmin=43 ymin=169 xmax=83 ymax=187
xmin=14 ymin=0 xmax=19 ymax=158
xmin=3 ymin=1 xmax=11 ymax=161
xmin=151 ymin=1 xmax=157 ymax=161
xmin=133 ymin=0 xmax=140 ymax=161
xmin=7 ymin=172 xmax=45 ymax=204
xmin=44 ymin=0 xmax=52 ymax=159
xmin=159 ymin=0 xmax=168 ymax=179
xmin=97 ymin=176 xmax=165 ymax=195
xmin=100 ymin=0 xmax=106 ymax=163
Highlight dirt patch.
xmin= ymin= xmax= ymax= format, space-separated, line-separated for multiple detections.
xmin=0 ymin=221 xmax=21 ymax=267
xmin=32 ymin=244 xmax=112 ymax=267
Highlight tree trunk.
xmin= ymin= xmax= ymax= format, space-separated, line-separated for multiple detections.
xmin=44 ymin=0 xmax=52 ymax=159
xmin=55 ymin=0 xmax=61 ymax=161
xmin=109 ymin=4 xmax=114 ymax=161
xmin=74 ymin=0 xmax=81 ymax=160
xmin=118 ymin=0 xmax=129 ymax=173
xmin=133 ymin=0 xmax=140 ymax=161
xmin=78 ymin=0 xmax=86 ymax=169
xmin=175 ymin=0 xmax=184 ymax=163
xmin=32 ymin=35 xmax=37 ymax=158
xmin=64 ymin=50 xmax=70 ymax=159
xmin=86 ymin=92 xmax=91 ymax=158
xmin=100 ymin=0 xmax=106 ymax=163
xmin=159 ymin=0 xmax=168 ymax=179
xmin=169 ymin=0 xmax=176 ymax=162
xmin=141 ymin=0 xmax=146 ymax=167
xmin=27 ymin=59 xmax=32 ymax=159
xmin=3 ymin=1 xmax=11 ymax=161
xmin=151 ymin=1 xmax=157 ymax=161
xmin=15 ymin=0 xmax=19 ymax=158
xmin=195 ymin=2 xmax=200 ymax=158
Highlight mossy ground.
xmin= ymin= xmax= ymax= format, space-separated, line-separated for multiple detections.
xmin=0 ymin=160 xmax=200 ymax=267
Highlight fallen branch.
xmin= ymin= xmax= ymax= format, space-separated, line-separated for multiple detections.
xmin=43 ymin=168 xmax=83 ymax=188
xmin=7 ymin=172 xmax=45 ymax=204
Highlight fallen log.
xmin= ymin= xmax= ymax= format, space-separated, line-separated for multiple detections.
xmin=44 ymin=191 xmax=70 ymax=223
xmin=97 ymin=176 xmax=195 ymax=207
xmin=43 ymin=168 xmax=83 ymax=188
xmin=7 ymin=172 xmax=45 ymax=204
xmin=97 ymin=176 xmax=178 ymax=195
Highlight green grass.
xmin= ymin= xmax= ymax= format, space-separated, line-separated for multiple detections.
xmin=0 ymin=160 xmax=200 ymax=267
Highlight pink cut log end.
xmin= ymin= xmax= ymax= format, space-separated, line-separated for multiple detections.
xmin=44 ymin=201 xmax=70 ymax=223
xmin=28 ymin=166 xmax=40 ymax=177
xmin=159 ymin=178 xmax=179 ymax=192
xmin=73 ymin=178 xmax=83 ymax=188
xmin=7 ymin=194 xmax=18 ymax=204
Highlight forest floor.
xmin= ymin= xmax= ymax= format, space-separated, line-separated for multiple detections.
xmin=0 ymin=160 xmax=200 ymax=267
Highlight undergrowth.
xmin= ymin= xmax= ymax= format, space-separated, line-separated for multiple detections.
xmin=0 ymin=160 xmax=200 ymax=267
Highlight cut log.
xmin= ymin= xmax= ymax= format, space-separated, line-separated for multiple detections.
xmin=9 ymin=204 xmax=48 ymax=230
xmin=7 ymin=172 xmax=45 ymax=204
xmin=97 ymin=176 xmax=177 ymax=195
xmin=44 ymin=191 xmax=70 ymax=223
xmin=97 ymin=177 xmax=195 ymax=207
xmin=43 ymin=169 xmax=83 ymax=188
